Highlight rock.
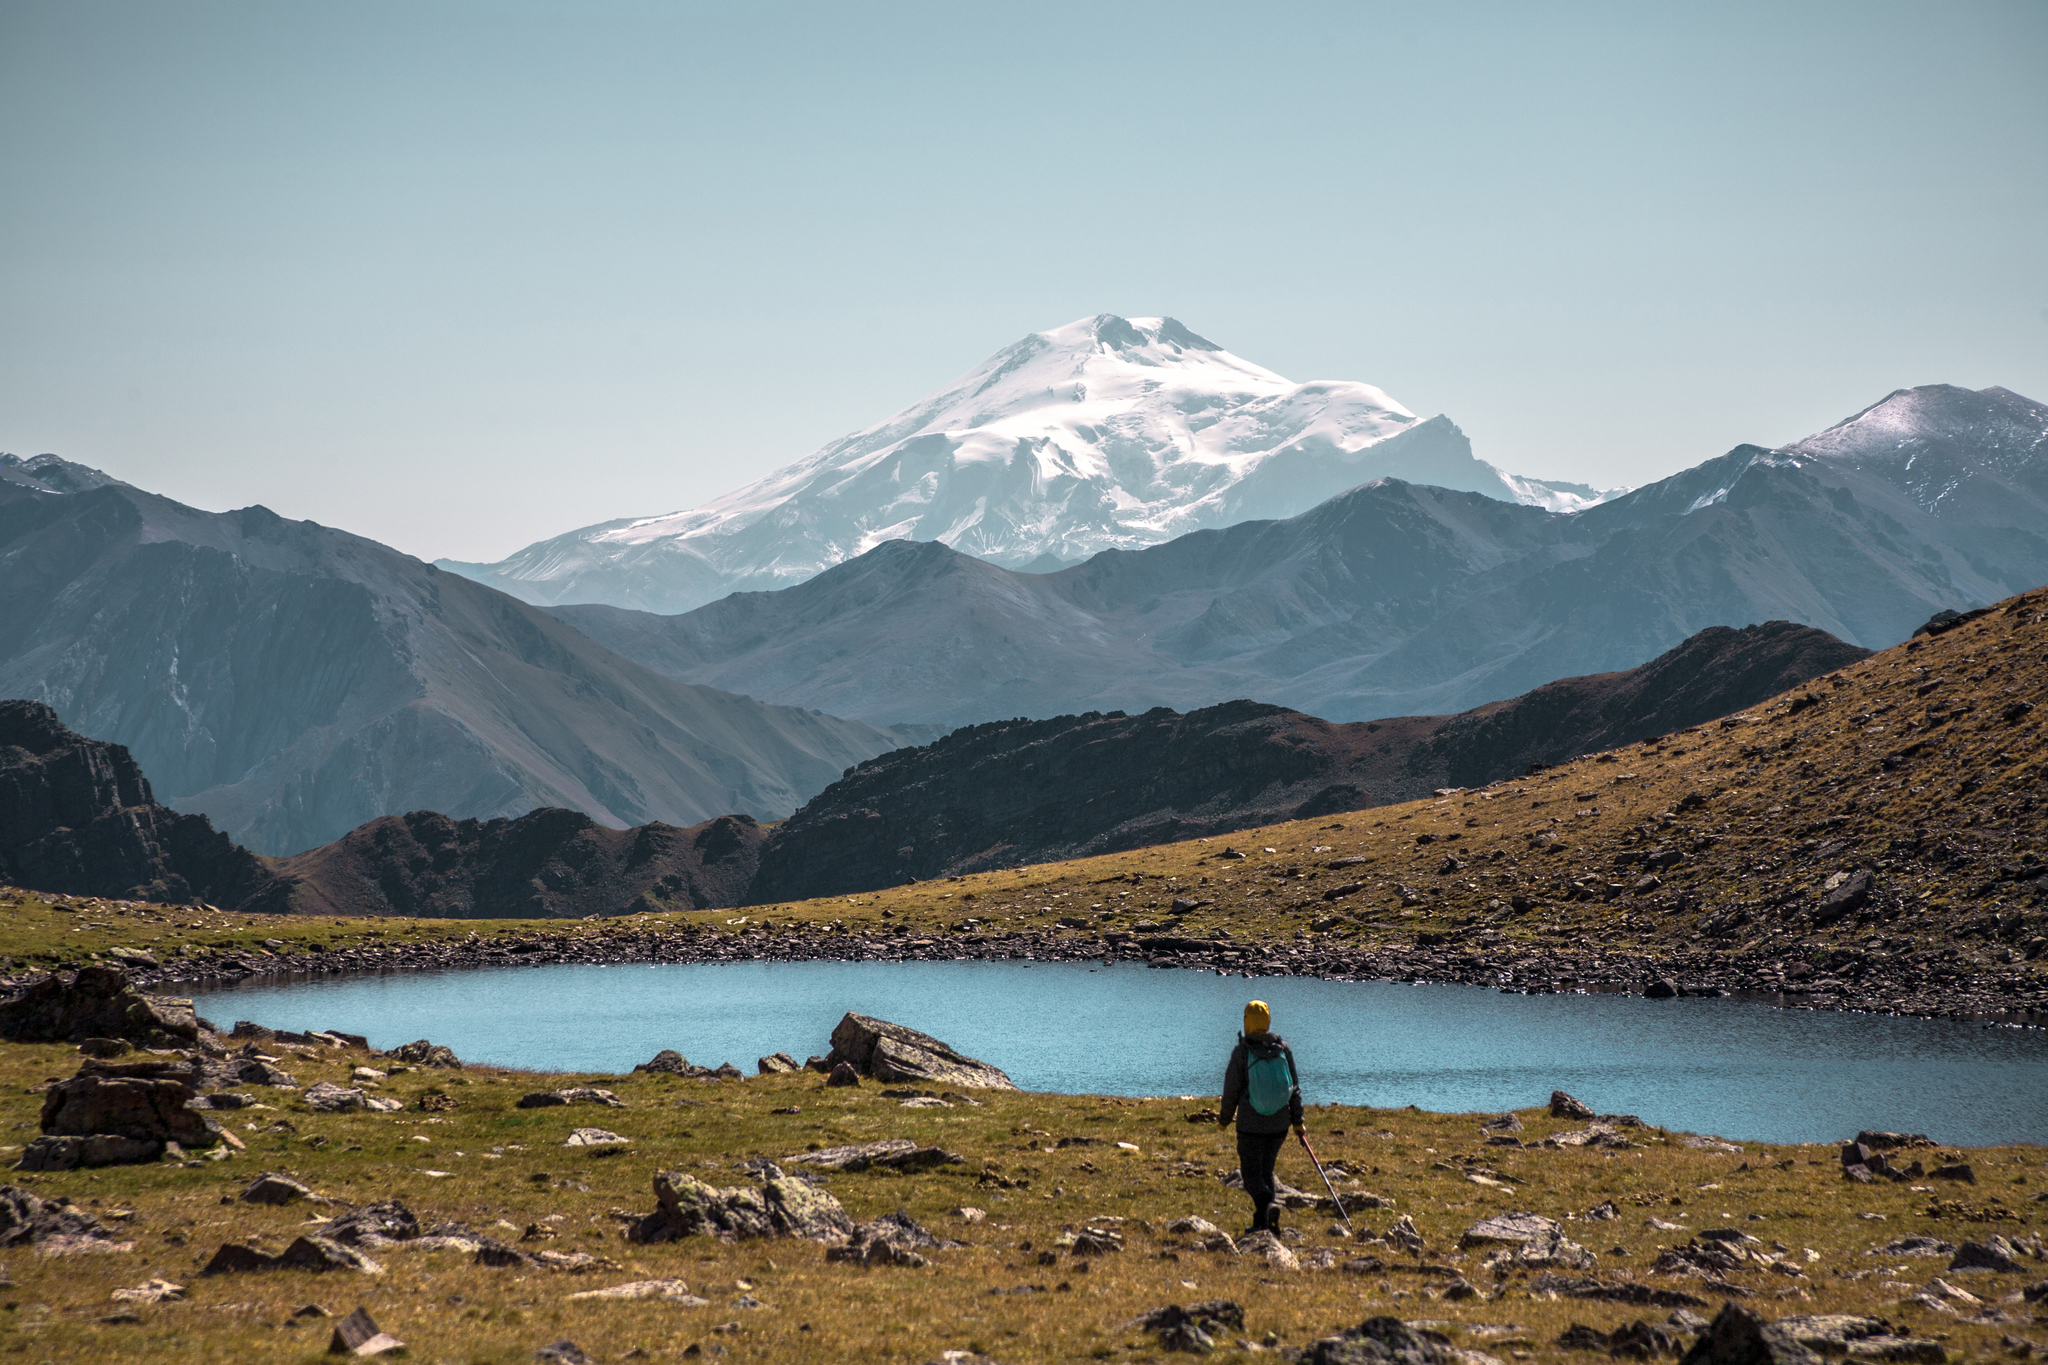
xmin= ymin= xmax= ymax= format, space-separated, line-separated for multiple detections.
xmin=303 ymin=1082 xmax=373 ymax=1112
xmin=241 ymin=1172 xmax=319 ymax=1205
xmin=109 ymin=1277 xmax=185 ymax=1304
xmin=1680 ymin=1136 xmax=1742 ymax=1154
xmin=564 ymin=1127 xmax=629 ymax=1147
xmin=1813 ymin=870 xmax=1875 ymax=926
xmin=1527 ymin=1275 xmax=1707 ymax=1309
xmin=783 ymin=1139 xmax=964 ymax=1173
xmin=1951 ymin=1238 xmax=2026 ymax=1273
xmin=1869 ymin=1237 xmax=1954 ymax=1257
xmin=1551 ymin=1091 xmax=1596 ymax=1120
xmin=1129 ymin=1301 xmax=1245 ymax=1354
xmin=828 ymin=1211 xmax=955 ymax=1267
xmin=40 ymin=1061 xmax=217 ymax=1148
xmin=757 ymin=1053 xmax=799 ymax=1074
xmin=1389 ymin=1214 xmax=1425 ymax=1254
xmin=1644 ymin=979 xmax=1679 ymax=1000
xmin=1558 ymin=1320 xmax=1682 ymax=1359
xmin=1237 ymin=1228 xmax=1299 ymax=1270
xmin=319 ymin=1201 xmax=420 ymax=1247
xmin=1462 ymin=1212 xmax=1562 ymax=1248
xmin=627 ymin=1169 xmax=854 ymax=1245
xmin=331 ymin=1306 xmax=406 ymax=1356
xmin=17 ymin=1133 xmax=159 ymax=1170
xmin=1481 ymin=1114 xmax=1524 ymax=1133
xmin=634 ymin=1048 xmax=693 ymax=1075
xmin=1482 ymin=1228 xmax=1597 ymax=1272
xmin=518 ymin=1087 xmax=625 ymax=1109
xmin=0 ymin=1183 xmax=134 ymax=1254
xmin=76 ymin=1037 xmax=131 ymax=1059
xmin=1772 ymin=1315 xmax=1944 ymax=1363
xmin=535 ymin=1341 xmax=593 ymax=1365
xmin=1675 ymin=1304 xmax=1820 ymax=1365
xmin=567 ymin=1279 xmax=706 ymax=1302
xmin=1929 ymin=1163 xmax=1975 ymax=1183
xmin=827 ymin=1061 xmax=862 ymax=1088
xmin=822 ymin=1013 xmax=1017 ymax=1089
xmin=386 ymin=1039 xmax=461 ymax=1068
xmin=1168 ymin=1216 xmax=1226 ymax=1241
xmin=1302 ymin=1315 xmax=1460 ymax=1365
xmin=201 ymin=1243 xmax=277 ymax=1275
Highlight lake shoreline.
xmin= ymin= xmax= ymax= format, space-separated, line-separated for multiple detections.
xmin=114 ymin=924 xmax=2048 ymax=1026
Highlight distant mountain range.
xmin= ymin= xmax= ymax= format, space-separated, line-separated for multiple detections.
xmin=436 ymin=314 xmax=1622 ymax=614
xmin=555 ymin=383 xmax=2048 ymax=725
xmin=0 ymin=462 xmax=915 ymax=856
xmin=0 ymin=620 xmax=1864 ymax=916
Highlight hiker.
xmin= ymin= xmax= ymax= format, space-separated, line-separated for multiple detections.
xmin=1217 ymin=998 xmax=1304 ymax=1234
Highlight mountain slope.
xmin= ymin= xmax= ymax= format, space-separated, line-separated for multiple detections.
xmin=742 ymin=620 xmax=1867 ymax=901
xmin=556 ymin=384 xmax=2048 ymax=726
xmin=0 ymin=472 xmax=909 ymax=856
xmin=440 ymin=314 xmax=1620 ymax=614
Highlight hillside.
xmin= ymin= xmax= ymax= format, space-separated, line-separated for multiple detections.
xmin=556 ymin=383 xmax=2047 ymax=726
xmin=0 ymin=465 xmax=910 ymax=855
xmin=442 ymin=313 xmax=1618 ymax=613
xmin=746 ymin=620 xmax=1868 ymax=901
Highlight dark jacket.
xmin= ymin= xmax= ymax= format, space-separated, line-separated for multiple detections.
xmin=1219 ymin=1031 xmax=1303 ymax=1134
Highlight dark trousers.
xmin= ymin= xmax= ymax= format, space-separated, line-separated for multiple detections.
xmin=1236 ymin=1128 xmax=1288 ymax=1228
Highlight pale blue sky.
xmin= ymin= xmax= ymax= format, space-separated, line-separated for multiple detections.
xmin=4 ymin=1 xmax=2044 ymax=561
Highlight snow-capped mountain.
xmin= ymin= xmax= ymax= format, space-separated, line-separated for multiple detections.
xmin=438 ymin=314 xmax=1625 ymax=614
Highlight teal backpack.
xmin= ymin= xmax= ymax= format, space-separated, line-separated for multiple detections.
xmin=1245 ymin=1043 xmax=1296 ymax=1116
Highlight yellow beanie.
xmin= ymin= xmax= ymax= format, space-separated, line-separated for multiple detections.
xmin=1244 ymin=1000 xmax=1271 ymax=1035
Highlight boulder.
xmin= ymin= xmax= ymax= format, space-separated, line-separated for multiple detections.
xmin=827 ymin=1211 xmax=956 ymax=1268
xmin=1813 ymin=870 xmax=1875 ymax=926
xmin=17 ymin=1133 xmax=162 ymax=1170
xmin=517 ymin=1087 xmax=625 ymax=1109
xmin=627 ymin=1169 xmax=854 ymax=1245
xmin=386 ymin=1039 xmax=461 ymax=1068
xmin=203 ymin=1235 xmax=383 ymax=1275
xmin=331 ymin=1306 xmax=406 ymax=1357
xmin=303 ymin=1082 xmax=371 ymax=1112
xmin=1482 ymin=1228 xmax=1598 ymax=1272
xmin=1128 ymin=1301 xmax=1246 ymax=1355
xmin=823 ymin=1013 xmax=1016 ymax=1089
xmin=564 ymin=1128 xmax=629 ymax=1148
xmin=782 ymin=1139 xmax=963 ymax=1173
xmin=1676 ymin=1305 xmax=1823 ymax=1365
xmin=757 ymin=1053 xmax=800 ymax=1074
xmin=827 ymin=1061 xmax=862 ymax=1088
xmin=0 ymin=1183 xmax=135 ymax=1254
xmin=241 ymin=1173 xmax=319 ymax=1206
xmin=1550 ymin=1090 xmax=1596 ymax=1119
xmin=1950 ymin=1238 xmax=2026 ymax=1273
xmin=1302 ymin=1315 xmax=1461 ymax=1365
xmin=1236 ymin=1228 xmax=1299 ymax=1270
xmin=1461 ymin=1211 xmax=1562 ymax=1248
xmin=1644 ymin=979 xmax=1679 ymax=999
xmin=318 ymin=1200 xmax=420 ymax=1247
xmin=0 ymin=966 xmax=201 ymax=1047
xmin=40 ymin=1061 xmax=217 ymax=1148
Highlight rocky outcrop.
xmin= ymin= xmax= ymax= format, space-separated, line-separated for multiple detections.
xmin=0 ymin=965 xmax=203 ymax=1046
xmin=625 ymin=1168 xmax=853 ymax=1245
xmin=38 ymin=1058 xmax=222 ymax=1155
xmin=821 ymin=1013 xmax=1016 ymax=1090
xmin=0 ymin=1183 xmax=135 ymax=1254
xmin=0 ymin=701 xmax=283 ymax=909
xmin=1301 ymin=1315 xmax=1463 ymax=1365
xmin=274 ymin=808 xmax=766 ymax=918
xmin=745 ymin=623 xmax=1866 ymax=900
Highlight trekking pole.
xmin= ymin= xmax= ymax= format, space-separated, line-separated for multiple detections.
xmin=1296 ymin=1129 xmax=1354 ymax=1234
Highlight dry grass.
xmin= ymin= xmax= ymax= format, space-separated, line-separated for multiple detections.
xmin=0 ymin=1037 xmax=2041 ymax=1364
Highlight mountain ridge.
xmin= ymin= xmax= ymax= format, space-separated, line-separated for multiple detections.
xmin=438 ymin=314 xmax=1623 ymax=614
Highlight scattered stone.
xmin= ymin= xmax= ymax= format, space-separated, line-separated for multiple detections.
xmin=1869 ymin=1237 xmax=1953 ymax=1258
xmin=829 ymin=1211 xmax=956 ymax=1267
xmin=820 ymin=1013 xmax=1017 ymax=1090
xmin=1674 ymin=1303 xmax=1821 ymax=1364
xmin=0 ymin=1183 xmax=135 ymax=1254
xmin=1237 ymin=1228 xmax=1299 ymax=1270
xmin=517 ymin=1087 xmax=625 ymax=1109
xmin=535 ymin=1341 xmax=593 ymax=1365
xmin=782 ymin=1139 xmax=963 ymax=1173
xmin=1558 ymin=1320 xmax=1682 ymax=1358
xmin=109 ymin=1278 xmax=184 ymax=1304
xmin=331 ymin=1305 xmax=406 ymax=1356
xmin=1527 ymin=1276 xmax=1707 ymax=1309
xmin=1302 ymin=1315 xmax=1460 ymax=1364
xmin=1483 ymin=1229 xmax=1598 ymax=1272
xmin=1551 ymin=1091 xmax=1596 ymax=1120
xmin=1680 ymin=1136 xmax=1743 ymax=1154
xmin=1129 ymin=1300 xmax=1245 ymax=1354
xmin=1584 ymin=1202 xmax=1620 ymax=1222
xmin=319 ymin=1201 xmax=420 ymax=1247
xmin=1951 ymin=1238 xmax=2027 ymax=1273
xmin=567 ymin=1279 xmax=707 ymax=1303
xmin=564 ymin=1128 xmax=630 ymax=1148
xmin=241 ymin=1172 xmax=319 ymax=1205
xmin=386 ymin=1039 xmax=461 ymax=1068
xmin=627 ymin=1169 xmax=854 ymax=1246
xmin=1462 ymin=1213 xmax=1562 ymax=1249
xmin=417 ymin=1088 xmax=458 ymax=1112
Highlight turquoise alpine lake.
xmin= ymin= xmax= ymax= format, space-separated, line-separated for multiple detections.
xmin=196 ymin=961 xmax=2048 ymax=1146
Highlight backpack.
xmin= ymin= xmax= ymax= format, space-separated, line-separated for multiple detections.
xmin=1245 ymin=1044 xmax=1295 ymax=1117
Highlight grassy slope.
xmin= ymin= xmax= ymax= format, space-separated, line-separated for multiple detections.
xmin=0 ymin=1041 xmax=2041 ymax=1363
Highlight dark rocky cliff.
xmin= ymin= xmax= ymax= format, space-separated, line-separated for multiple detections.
xmin=0 ymin=700 xmax=283 ymax=909
xmin=744 ymin=621 xmax=1870 ymax=902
